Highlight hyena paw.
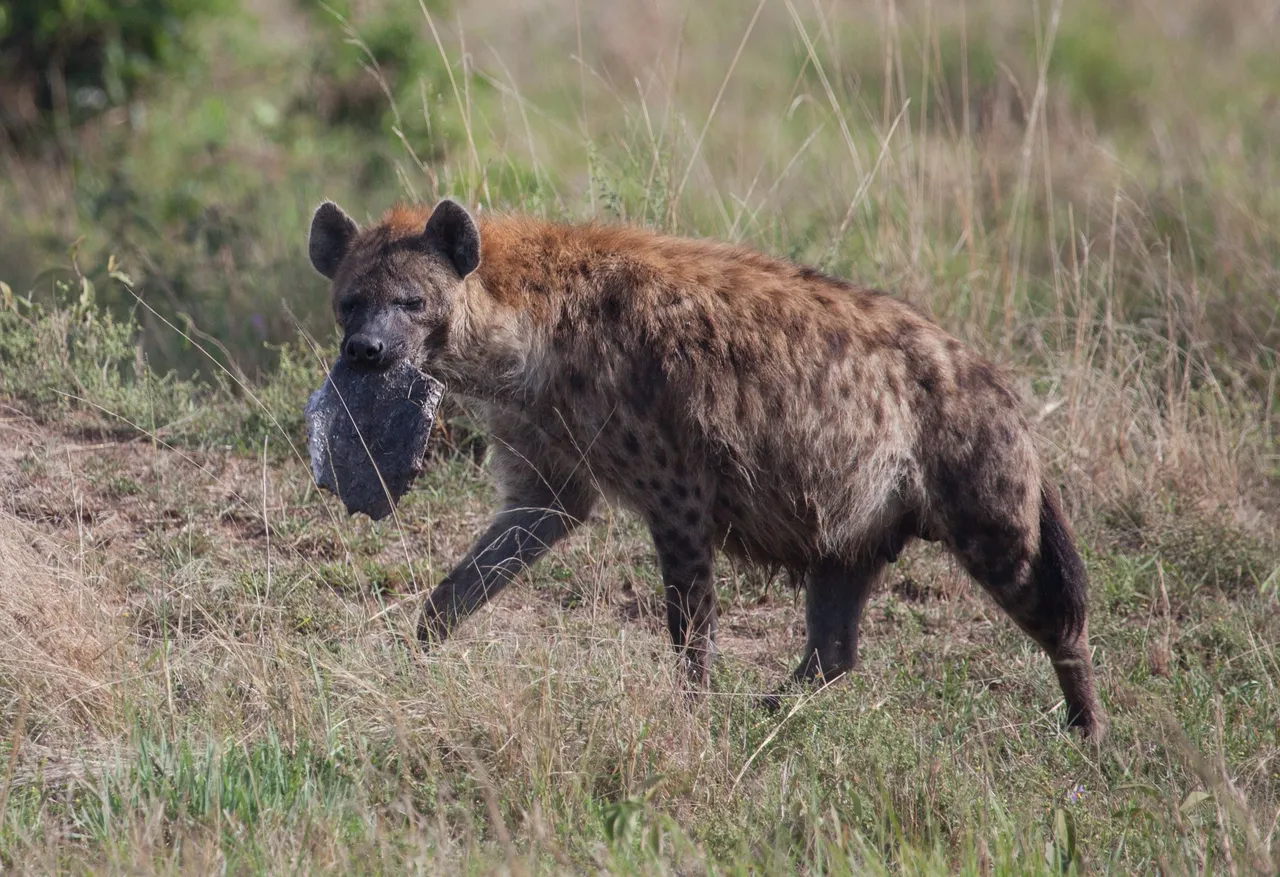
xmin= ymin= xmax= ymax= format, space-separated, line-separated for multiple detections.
xmin=1067 ymin=705 xmax=1109 ymax=743
xmin=415 ymin=608 xmax=450 ymax=652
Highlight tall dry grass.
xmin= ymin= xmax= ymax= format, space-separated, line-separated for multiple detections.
xmin=0 ymin=511 xmax=121 ymax=746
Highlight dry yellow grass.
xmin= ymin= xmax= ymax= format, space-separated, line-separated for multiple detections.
xmin=0 ymin=512 xmax=120 ymax=745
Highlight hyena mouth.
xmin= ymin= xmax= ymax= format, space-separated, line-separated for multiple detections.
xmin=304 ymin=357 xmax=445 ymax=520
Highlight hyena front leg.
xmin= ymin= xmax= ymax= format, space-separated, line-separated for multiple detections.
xmin=649 ymin=520 xmax=718 ymax=690
xmin=418 ymin=471 xmax=597 ymax=648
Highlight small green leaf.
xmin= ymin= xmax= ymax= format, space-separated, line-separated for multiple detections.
xmin=1052 ymin=806 xmax=1078 ymax=870
xmin=1180 ymin=790 xmax=1212 ymax=814
xmin=1117 ymin=782 xmax=1164 ymax=800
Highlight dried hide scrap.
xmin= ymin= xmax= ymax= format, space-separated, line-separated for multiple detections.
xmin=305 ymin=358 xmax=444 ymax=520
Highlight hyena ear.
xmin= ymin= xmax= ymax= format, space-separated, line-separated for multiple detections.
xmin=424 ymin=198 xmax=481 ymax=277
xmin=308 ymin=201 xmax=359 ymax=280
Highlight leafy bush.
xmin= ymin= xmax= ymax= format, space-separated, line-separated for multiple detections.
xmin=0 ymin=258 xmax=201 ymax=431
xmin=0 ymin=256 xmax=316 ymax=450
xmin=0 ymin=0 xmax=229 ymax=143
xmin=0 ymin=259 xmax=480 ymax=460
xmin=298 ymin=0 xmax=464 ymax=157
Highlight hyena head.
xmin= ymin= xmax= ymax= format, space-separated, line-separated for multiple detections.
xmin=307 ymin=198 xmax=480 ymax=371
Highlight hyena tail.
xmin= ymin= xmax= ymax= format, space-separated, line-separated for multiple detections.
xmin=1030 ymin=482 xmax=1104 ymax=736
xmin=1034 ymin=483 xmax=1088 ymax=647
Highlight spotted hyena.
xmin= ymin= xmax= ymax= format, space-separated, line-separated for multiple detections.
xmin=307 ymin=198 xmax=1105 ymax=737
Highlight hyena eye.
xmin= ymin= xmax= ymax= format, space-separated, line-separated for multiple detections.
xmin=398 ymin=297 xmax=426 ymax=313
xmin=338 ymin=299 xmax=357 ymax=318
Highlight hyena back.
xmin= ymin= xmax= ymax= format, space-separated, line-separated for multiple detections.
xmin=307 ymin=198 xmax=1104 ymax=738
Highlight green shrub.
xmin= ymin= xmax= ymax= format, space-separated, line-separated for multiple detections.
xmin=0 ymin=0 xmax=231 ymax=143
xmin=0 ymin=259 xmax=201 ymax=432
xmin=298 ymin=0 xmax=464 ymax=157
xmin=0 ymin=259 xmax=479 ymax=460
xmin=0 ymin=256 xmax=314 ymax=450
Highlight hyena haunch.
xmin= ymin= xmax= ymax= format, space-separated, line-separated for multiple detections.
xmin=308 ymin=198 xmax=1105 ymax=738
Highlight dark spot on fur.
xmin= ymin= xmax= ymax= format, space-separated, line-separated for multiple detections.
xmin=663 ymin=529 xmax=692 ymax=557
xmin=809 ymin=371 xmax=829 ymax=404
xmin=694 ymin=312 xmax=720 ymax=356
xmin=814 ymin=293 xmax=835 ymax=310
xmin=727 ymin=343 xmax=759 ymax=375
xmin=627 ymin=346 xmax=667 ymax=416
xmin=892 ymin=318 xmax=918 ymax=342
xmin=673 ymin=484 xmax=690 ymax=501
xmin=903 ymin=348 xmax=939 ymax=395
xmin=795 ymin=265 xmax=856 ymax=292
xmin=654 ymin=448 xmax=669 ymax=468
xmin=826 ymin=329 xmax=850 ymax=357
xmin=872 ymin=404 xmax=884 ymax=426
xmin=684 ymin=508 xmax=700 ymax=527
xmin=566 ymin=368 xmax=586 ymax=392
xmin=600 ymin=286 xmax=624 ymax=322
xmin=967 ymin=361 xmax=997 ymax=391
xmin=691 ymin=562 xmax=712 ymax=580
xmin=649 ymin=477 xmax=663 ymax=491
xmin=784 ymin=314 xmax=807 ymax=342
xmin=623 ymin=431 xmax=641 ymax=455
xmin=633 ymin=478 xmax=646 ymax=491
xmin=424 ymin=321 xmax=451 ymax=357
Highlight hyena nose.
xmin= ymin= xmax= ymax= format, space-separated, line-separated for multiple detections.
xmin=344 ymin=333 xmax=386 ymax=367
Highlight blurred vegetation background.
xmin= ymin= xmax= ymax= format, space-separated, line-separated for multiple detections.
xmin=2 ymin=0 xmax=1275 ymax=377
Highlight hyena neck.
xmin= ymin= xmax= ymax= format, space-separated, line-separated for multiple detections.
xmin=425 ymin=215 xmax=564 ymax=406
xmin=427 ymin=272 xmax=542 ymax=406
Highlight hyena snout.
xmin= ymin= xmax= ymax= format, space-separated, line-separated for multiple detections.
xmin=343 ymin=332 xmax=389 ymax=369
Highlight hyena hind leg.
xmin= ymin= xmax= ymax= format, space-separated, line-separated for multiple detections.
xmin=761 ymin=547 xmax=898 ymax=712
xmin=792 ymin=554 xmax=887 ymax=684
xmin=949 ymin=488 xmax=1106 ymax=739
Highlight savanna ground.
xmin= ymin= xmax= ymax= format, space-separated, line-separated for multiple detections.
xmin=1 ymin=0 xmax=1279 ymax=873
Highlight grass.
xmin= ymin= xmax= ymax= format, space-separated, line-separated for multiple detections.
xmin=1 ymin=0 xmax=1279 ymax=873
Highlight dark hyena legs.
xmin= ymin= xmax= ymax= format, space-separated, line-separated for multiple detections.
xmin=649 ymin=518 xmax=719 ymax=689
xmin=418 ymin=460 xmax=597 ymax=647
xmin=761 ymin=525 xmax=914 ymax=709
xmin=791 ymin=554 xmax=887 ymax=685
xmin=946 ymin=487 xmax=1105 ymax=738
xmin=793 ymin=518 xmax=918 ymax=684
